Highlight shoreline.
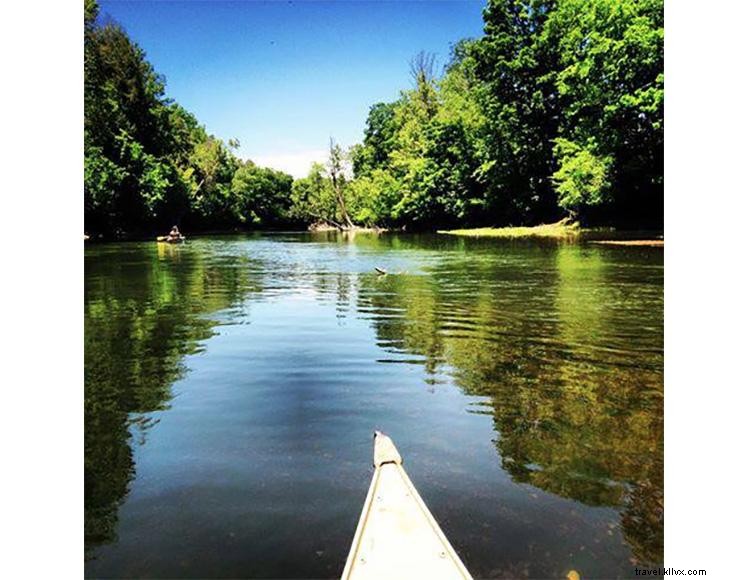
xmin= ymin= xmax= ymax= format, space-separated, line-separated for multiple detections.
xmin=590 ymin=240 xmax=664 ymax=247
xmin=85 ymin=223 xmax=664 ymax=245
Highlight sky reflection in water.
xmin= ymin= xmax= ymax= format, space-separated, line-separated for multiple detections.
xmin=85 ymin=233 xmax=663 ymax=578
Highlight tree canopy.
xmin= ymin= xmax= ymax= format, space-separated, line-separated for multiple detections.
xmin=342 ymin=0 xmax=663 ymax=229
xmin=84 ymin=1 xmax=295 ymax=236
xmin=85 ymin=0 xmax=663 ymax=236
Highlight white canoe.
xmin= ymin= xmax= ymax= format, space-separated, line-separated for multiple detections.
xmin=342 ymin=432 xmax=472 ymax=580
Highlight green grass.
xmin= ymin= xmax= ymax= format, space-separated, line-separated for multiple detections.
xmin=438 ymin=220 xmax=581 ymax=239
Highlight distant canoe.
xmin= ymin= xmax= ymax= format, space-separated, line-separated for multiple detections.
xmin=342 ymin=432 xmax=472 ymax=580
xmin=156 ymin=235 xmax=186 ymax=243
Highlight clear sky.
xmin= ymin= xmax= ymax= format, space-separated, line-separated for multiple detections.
xmin=99 ymin=0 xmax=486 ymax=177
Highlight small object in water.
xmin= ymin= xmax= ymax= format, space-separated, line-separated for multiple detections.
xmin=567 ymin=571 xmax=581 ymax=580
xmin=374 ymin=267 xmax=387 ymax=275
xmin=158 ymin=225 xmax=186 ymax=243
xmin=341 ymin=431 xmax=473 ymax=579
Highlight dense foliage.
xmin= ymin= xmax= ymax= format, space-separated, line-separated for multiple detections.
xmin=85 ymin=0 xmax=663 ymax=235
xmin=343 ymin=0 xmax=663 ymax=229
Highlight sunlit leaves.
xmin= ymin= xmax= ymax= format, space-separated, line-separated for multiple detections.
xmin=344 ymin=0 xmax=662 ymax=228
xmin=552 ymin=139 xmax=612 ymax=214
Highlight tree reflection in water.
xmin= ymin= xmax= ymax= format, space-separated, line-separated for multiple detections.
xmin=358 ymin=242 xmax=663 ymax=565
xmin=84 ymin=242 xmax=258 ymax=552
xmin=85 ymin=235 xmax=663 ymax=569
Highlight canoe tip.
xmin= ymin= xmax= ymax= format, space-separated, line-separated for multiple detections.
xmin=373 ymin=431 xmax=402 ymax=467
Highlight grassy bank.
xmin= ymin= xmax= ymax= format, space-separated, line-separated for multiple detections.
xmin=438 ymin=220 xmax=581 ymax=239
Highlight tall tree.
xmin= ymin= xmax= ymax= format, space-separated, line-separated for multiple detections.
xmin=545 ymin=0 xmax=664 ymax=225
xmin=471 ymin=0 xmax=561 ymax=225
xmin=327 ymin=139 xmax=354 ymax=228
xmin=351 ymin=102 xmax=399 ymax=178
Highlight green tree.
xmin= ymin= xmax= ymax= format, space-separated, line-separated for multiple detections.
xmin=552 ymin=138 xmax=612 ymax=217
xmin=470 ymin=0 xmax=561 ymax=225
xmin=183 ymin=136 xmax=239 ymax=226
xmin=327 ymin=139 xmax=355 ymax=228
xmin=351 ymin=102 xmax=400 ymax=178
xmin=545 ymin=0 xmax=663 ymax=225
xmin=230 ymin=162 xmax=294 ymax=226
xmin=349 ymin=46 xmax=490 ymax=228
xmin=85 ymin=0 xmax=663 ymax=234
xmin=347 ymin=169 xmax=403 ymax=227
xmin=84 ymin=0 xmax=199 ymax=233
xmin=344 ymin=0 xmax=663 ymax=229
xmin=84 ymin=0 xmax=294 ymax=235
xmin=289 ymin=163 xmax=339 ymax=227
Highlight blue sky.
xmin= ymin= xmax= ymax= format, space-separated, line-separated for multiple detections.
xmin=99 ymin=0 xmax=485 ymax=177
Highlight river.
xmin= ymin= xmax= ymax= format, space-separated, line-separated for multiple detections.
xmin=84 ymin=232 xmax=663 ymax=578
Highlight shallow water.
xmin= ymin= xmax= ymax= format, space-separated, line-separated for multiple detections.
xmin=85 ymin=232 xmax=663 ymax=578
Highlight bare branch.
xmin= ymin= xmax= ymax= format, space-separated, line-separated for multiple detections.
xmin=409 ymin=51 xmax=436 ymax=87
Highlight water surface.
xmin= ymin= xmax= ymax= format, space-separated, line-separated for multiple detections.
xmin=85 ymin=233 xmax=663 ymax=578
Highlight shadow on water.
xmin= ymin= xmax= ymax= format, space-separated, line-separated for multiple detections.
xmin=85 ymin=233 xmax=663 ymax=576
xmin=84 ymin=241 xmax=261 ymax=552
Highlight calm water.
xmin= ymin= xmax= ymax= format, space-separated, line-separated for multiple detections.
xmin=85 ymin=233 xmax=663 ymax=579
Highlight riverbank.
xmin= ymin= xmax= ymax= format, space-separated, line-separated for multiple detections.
xmin=84 ymin=224 xmax=391 ymax=242
xmin=438 ymin=220 xmax=581 ymax=239
xmin=590 ymin=240 xmax=664 ymax=247
xmin=83 ymin=226 xmax=308 ymax=242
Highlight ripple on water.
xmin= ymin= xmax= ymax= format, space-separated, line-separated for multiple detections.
xmin=85 ymin=234 xmax=663 ymax=577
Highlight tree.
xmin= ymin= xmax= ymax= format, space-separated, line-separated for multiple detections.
xmin=85 ymin=0 xmax=197 ymax=233
xmin=327 ymin=139 xmax=354 ymax=228
xmin=552 ymin=139 xmax=612 ymax=217
xmin=342 ymin=0 xmax=663 ymax=230
xmin=230 ymin=162 xmax=294 ymax=226
xmin=347 ymin=169 xmax=403 ymax=227
xmin=289 ymin=163 xmax=339 ymax=227
xmin=470 ymin=0 xmax=561 ymax=225
xmin=85 ymin=0 xmax=663 ymax=234
xmin=84 ymin=0 xmax=293 ymax=235
xmin=351 ymin=102 xmax=399 ymax=177
xmin=545 ymin=0 xmax=663 ymax=226
xmin=409 ymin=51 xmax=439 ymax=118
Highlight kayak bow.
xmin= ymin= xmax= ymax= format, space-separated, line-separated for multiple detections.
xmin=342 ymin=432 xmax=472 ymax=580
